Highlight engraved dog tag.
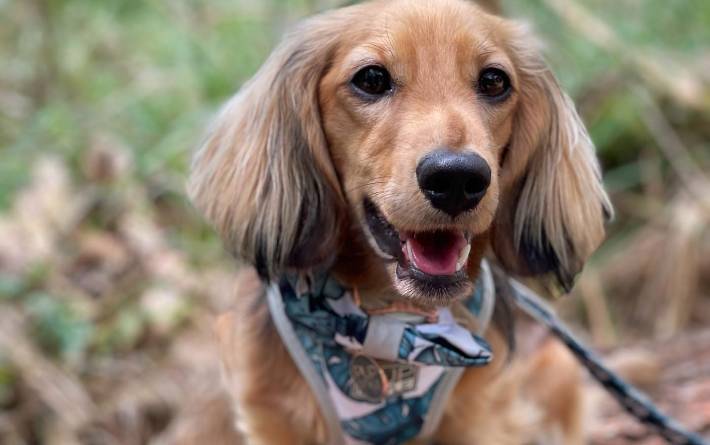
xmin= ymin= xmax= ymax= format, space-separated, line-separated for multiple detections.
xmin=351 ymin=355 xmax=388 ymax=402
xmin=381 ymin=362 xmax=418 ymax=394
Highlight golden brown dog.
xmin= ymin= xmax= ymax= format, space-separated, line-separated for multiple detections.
xmin=188 ymin=0 xmax=612 ymax=443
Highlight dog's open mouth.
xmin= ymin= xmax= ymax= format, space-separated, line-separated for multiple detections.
xmin=363 ymin=199 xmax=472 ymax=302
xmin=402 ymin=230 xmax=470 ymax=275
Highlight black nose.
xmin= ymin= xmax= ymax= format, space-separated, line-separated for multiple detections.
xmin=416 ymin=149 xmax=491 ymax=217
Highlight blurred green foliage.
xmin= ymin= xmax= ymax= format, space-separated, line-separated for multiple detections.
xmin=0 ymin=0 xmax=708 ymax=362
xmin=507 ymin=0 xmax=709 ymax=186
xmin=25 ymin=291 xmax=94 ymax=363
xmin=2 ymin=0 xmax=708 ymax=206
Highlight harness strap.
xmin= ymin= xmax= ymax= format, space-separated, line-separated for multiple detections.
xmin=508 ymin=279 xmax=707 ymax=445
xmin=267 ymin=283 xmax=346 ymax=445
xmin=419 ymin=260 xmax=496 ymax=439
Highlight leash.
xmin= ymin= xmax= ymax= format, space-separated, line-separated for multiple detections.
xmin=508 ymin=279 xmax=707 ymax=445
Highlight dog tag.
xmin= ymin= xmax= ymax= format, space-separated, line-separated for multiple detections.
xmin=350 ymin=355 xmax=389 ymax=402
xmin=381 ymin=362 xmax=418 ymax=394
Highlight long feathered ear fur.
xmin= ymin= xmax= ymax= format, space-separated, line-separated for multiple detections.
xmin=493 ymin=23 xmax=613 ymax=293
xmin=188 ymin=10 xmax=353 ymax=279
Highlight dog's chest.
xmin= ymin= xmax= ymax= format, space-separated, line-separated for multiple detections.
xmin=267 ymin=264 xmax=496 ymax=445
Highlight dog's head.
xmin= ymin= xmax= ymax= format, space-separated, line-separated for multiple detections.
xmin=189 ymin=0 xmax=612 ymax=306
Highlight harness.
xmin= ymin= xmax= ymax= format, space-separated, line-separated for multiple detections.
xmin=267 ymin=261 xmax=496 ymax=445
xmin=267 ymin=263 xmax=707 ymax=445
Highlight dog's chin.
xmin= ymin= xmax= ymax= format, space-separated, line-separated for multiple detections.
xmin=361 ymin=198 xmax=475 ymax=307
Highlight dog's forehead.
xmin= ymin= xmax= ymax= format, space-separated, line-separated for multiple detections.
xmin=383 ymin=0 xmax=492 ymax=47
xmin=342 ymin=0 xmax=511 ymax=78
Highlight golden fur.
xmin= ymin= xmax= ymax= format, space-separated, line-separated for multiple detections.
xmin=189 ymin=0 xmax=611 ymax=443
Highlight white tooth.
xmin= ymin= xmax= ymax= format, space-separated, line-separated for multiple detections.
xmin=406 ymin=240 xmax=416 ymax=266
xmin=456 ymin=243 xmax=471 ymax=272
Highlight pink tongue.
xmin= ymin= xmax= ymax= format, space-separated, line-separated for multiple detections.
xmin=405 ymin=231 xmax=467 ymax=276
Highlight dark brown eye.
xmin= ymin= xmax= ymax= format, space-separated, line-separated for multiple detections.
xmin=477 ymin=68 xmax=511 ymax=99
xmin=351 ymin=65 xmax=392 ymax=97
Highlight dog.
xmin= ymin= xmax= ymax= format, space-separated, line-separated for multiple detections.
xmin=188 ymin=0 xmax=612 ymax=443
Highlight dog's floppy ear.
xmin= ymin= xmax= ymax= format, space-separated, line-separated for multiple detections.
xmin=188 ymin=11 xmax=352 ymax=279
xmin=492 ymin=24 xmax=613 ymax=292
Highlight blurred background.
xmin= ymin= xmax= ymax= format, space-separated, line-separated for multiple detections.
xmin=0 ymin=0 xmax=708 ymax=443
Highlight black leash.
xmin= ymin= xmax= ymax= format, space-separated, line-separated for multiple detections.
xmin=508 ymin=279 xmax=707 ymax=445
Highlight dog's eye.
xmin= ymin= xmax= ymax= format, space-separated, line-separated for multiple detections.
xmin=477 ymin=68 xmax=511 ymax=99
xmin=351 ymin=66 xmax=392 ymax=97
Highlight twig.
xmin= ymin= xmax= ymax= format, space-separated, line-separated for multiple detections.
xmin=578 ymin=268 xmax=617 ymax=347
xmin=540 ymin=0 xmax=708 ymax=113
xmin=541 ymin=0 xmax=710 ymax=210
xmin=634 ymin=87 xmax=710 ymax=209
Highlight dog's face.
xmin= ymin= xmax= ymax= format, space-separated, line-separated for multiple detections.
xmin=189 ymin=0 xmax=612 ymax=305
xmin=319 ymin=3 xmax=518 ymax=302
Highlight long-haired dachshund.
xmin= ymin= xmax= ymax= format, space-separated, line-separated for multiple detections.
xmin=188 ymin=0 xmax=612 ymax=443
